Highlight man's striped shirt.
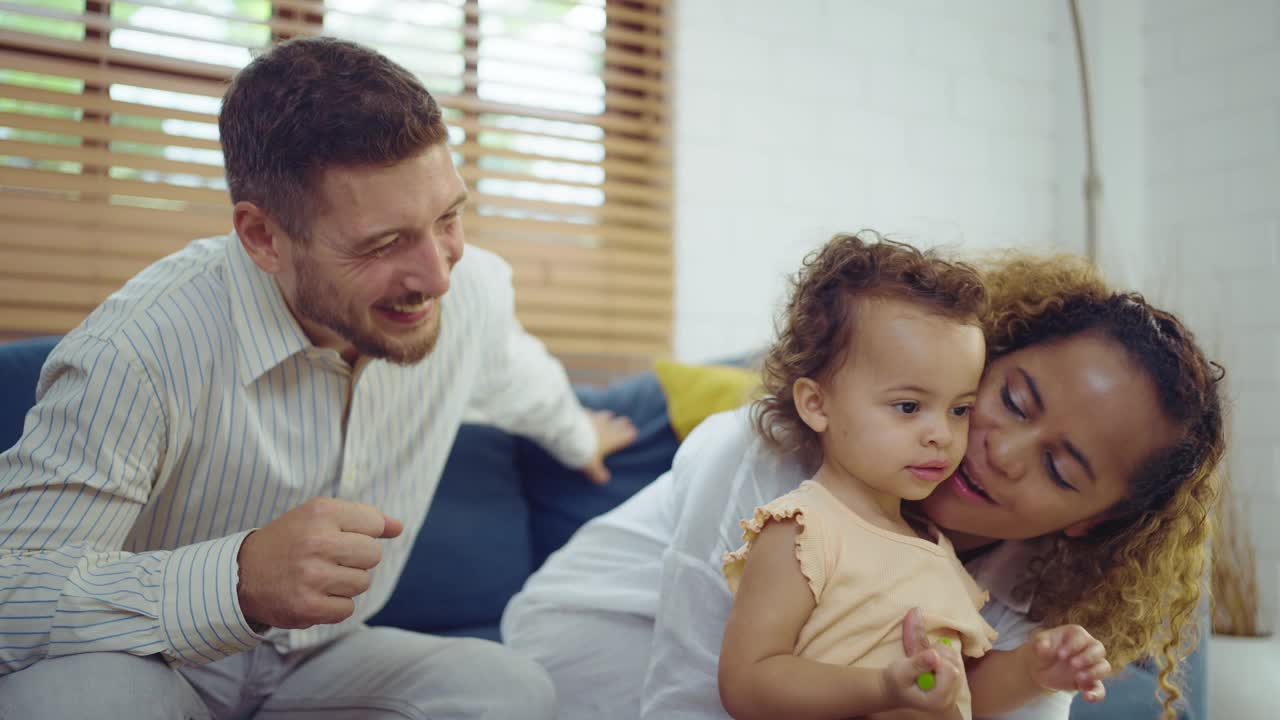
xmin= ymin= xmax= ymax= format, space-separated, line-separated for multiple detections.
xmin=0 ymin=233 xmax=594 ymax=674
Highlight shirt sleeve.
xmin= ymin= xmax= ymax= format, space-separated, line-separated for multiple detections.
xmin=641 ymin=409 xmax=796 ymax=720
xmin=467 ymin=256 xmax=596 ymax=469
xmin=722 ymin=486 xmax=828 ymax=603
xmin=975 ymin=592 xmax=1075 ymax=720
xmin=0 ymin=334 xmax=261 ymax=676
xmin=978 ymin=691 xmax=1074 ymax=720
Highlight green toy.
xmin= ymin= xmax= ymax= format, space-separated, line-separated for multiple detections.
xmin=915 ymin=638 xmax=953 ymax=691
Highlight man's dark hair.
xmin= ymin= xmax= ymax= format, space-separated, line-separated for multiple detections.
xmin=219 ymin=36 xmax=448 ymax=240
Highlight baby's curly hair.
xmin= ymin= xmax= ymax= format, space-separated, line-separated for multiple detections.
xmin=982 ymin=253 xmax=1226 ymax=720
xmin=752 ymin=231 xmax=987 ymax=471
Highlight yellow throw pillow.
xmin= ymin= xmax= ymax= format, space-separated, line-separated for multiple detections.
xmin=653 ymin=359 xmax=760 ymax=441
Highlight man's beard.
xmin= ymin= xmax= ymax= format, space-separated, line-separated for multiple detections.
xmin=293 ymin=253 xmax=440 ymax=365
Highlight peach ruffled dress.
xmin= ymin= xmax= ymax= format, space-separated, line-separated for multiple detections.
xmin=724 ymin=480 xmax=998 ymax=720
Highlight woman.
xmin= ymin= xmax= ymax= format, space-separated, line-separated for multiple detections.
xmin=502 ymin=251 xmax=1225 ymax=720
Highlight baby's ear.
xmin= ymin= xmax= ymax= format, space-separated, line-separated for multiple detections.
xmin=793 ymin=377 xmax=828 ymax=433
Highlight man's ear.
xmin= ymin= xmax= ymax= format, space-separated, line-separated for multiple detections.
xmin=793 ymin=377 xmax=828 ymax=434
xmin=234 ymin=200 xmax=284 ymax=274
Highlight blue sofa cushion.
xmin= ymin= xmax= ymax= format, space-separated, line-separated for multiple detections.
xmin=519 ymin=371 xmax=680 ymax=568
xmin=370 ymin=372 xmax=679 ymax=634
xmin=1070 ymin=664 xmax=1191 ymax=720
xmin=0 ymin=336 xmax=60 ymax=453
xmin=368 ymin=423 xmax=532 ymax=635
xmin=1069 ymin=612 xmax=1207 ymax=720
xmin=371 ymin=372 xmax=677 ymax=635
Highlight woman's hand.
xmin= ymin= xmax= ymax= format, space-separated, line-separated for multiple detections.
xmin=1022 ymin=624 xmax=1110 ymax=702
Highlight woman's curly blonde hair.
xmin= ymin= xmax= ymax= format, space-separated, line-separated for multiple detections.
xmin=982 ymin=252 xmax=1225 ymax=720
xmin=752 ymin=231 xmax=987 ymax=472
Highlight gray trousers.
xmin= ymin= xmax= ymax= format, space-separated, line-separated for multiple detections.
xmin=0 ymin=626 xmax=555 ymax=720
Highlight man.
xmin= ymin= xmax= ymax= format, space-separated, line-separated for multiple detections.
xmin=0 ymin=37 xmax=635 ymax=719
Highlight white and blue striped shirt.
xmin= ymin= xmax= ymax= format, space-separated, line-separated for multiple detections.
xmin=0 ymin=233 xmax=596 ymax=675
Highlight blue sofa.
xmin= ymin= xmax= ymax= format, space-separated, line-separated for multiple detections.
xmin=0 ymin=335 xmax=1204 ymax=719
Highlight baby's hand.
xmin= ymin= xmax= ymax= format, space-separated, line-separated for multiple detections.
xmin=1024 ymin=624 xmax=1110 ymax=702
xmin=882 ymin=638 xmax=966 ymax=713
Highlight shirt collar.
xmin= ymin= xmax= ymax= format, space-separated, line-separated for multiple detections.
xmin=224 ymin=233 xmax=312 ymax=386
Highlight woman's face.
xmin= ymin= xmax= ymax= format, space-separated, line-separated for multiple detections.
xmin=921 ymin=332 xmax=1179 ymax=550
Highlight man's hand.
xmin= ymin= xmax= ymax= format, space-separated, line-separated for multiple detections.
xmin=236 ymin=497 xmax=403 ymax=630
xmin=1022 ymin=624 xmax=1110 ymax=702
xmin=581 ymin=409 xmax=638 ymax=484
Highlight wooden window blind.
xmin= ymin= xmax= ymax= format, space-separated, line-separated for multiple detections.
xmin=0 ymin=0 xmax=672 ymax=367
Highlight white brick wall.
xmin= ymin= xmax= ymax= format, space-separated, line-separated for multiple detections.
xmin=1141 ymin=0 xmax=1280 ymax=632
xmin=671 ymin=0 xmax=1066 ymax=362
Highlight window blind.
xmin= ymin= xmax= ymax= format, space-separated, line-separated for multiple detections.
xmin=0 ymin=0 xmax=672 ymax=364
